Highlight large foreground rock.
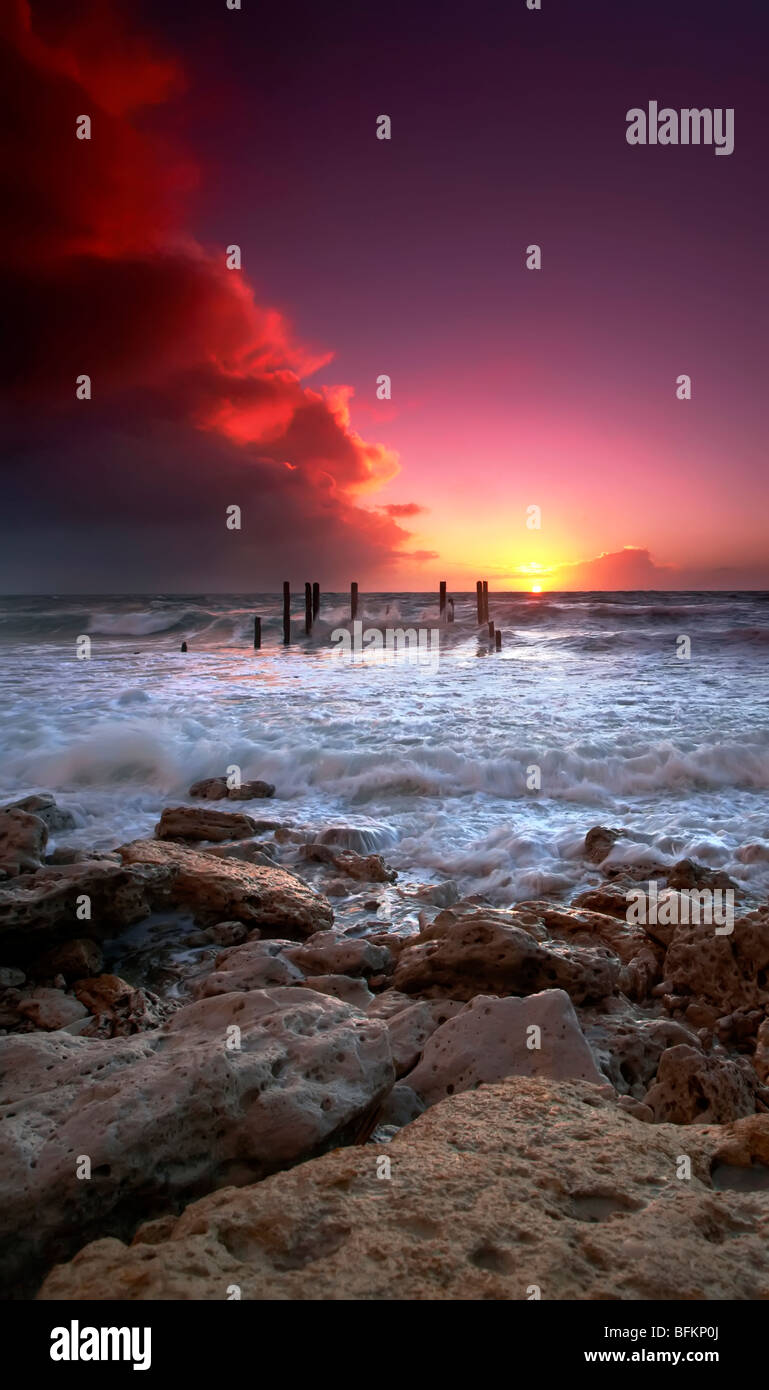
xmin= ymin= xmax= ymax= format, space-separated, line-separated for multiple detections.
xmin=0 ymin=987 xmax=393 ymax=1294
xmin=155 ymin=806 xmax=259 ymax=842
xmin=119 ymin=839 xmax=332 ymax=935
xmin=38 ymin=1078 xmax=769 ymax=1300
xmin=0 ymin=807 xmax=48 ymax=876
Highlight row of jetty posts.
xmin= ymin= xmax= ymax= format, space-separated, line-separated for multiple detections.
xmin=250 ymin=580 xmax=501 ymax=650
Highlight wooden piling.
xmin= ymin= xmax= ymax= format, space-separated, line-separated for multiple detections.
xmin=351 ymin=582 xmax=359 ymax=622
xmin=439 ymin=581 xmax=446 ymax=618
xmin=483 ymin=580 xmax=489 ymax=623
xmin=495 ymin=629 xmax=502 ymax=651
xmin=312 ymin=582 xmax=320 ymax=621
xmin=488 ymin=621 xmax=495 ymax=640
xmin=253 ymin=617 xmax=261 ymax=650
xmin=282 ymin=582 xmax=291 ymax=646
xmin=476 ymin=581 xmax=483 ymax=624
xmin=180 ymin=641 xmax=187 ymax=653
xmin=305 ymin=583 xmax=312 ymax=635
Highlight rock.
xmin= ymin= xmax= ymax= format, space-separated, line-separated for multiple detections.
xmin=584 ymin=825 xmax=624 ymax=864
xmin=663 ymin=910 xmax=769 ymax=1012
xmin=155 ymin=807 xmax=258 ymax=843
xmin=73 ymin=975 xmax=170 ymax=1037
xmin=383 ymin=999 xmax=466 ymax=1076
xmin=408 ymin=881 xmax=460 ymax=909
xmin=0 ymin=860 xmax=161 ymax=961
xmin=37 ymin=1077 xmax=769 ymax=1301
xmin=206 ymin=921 xmax=250 ymax=947
xmin=755 ymin=1019 xmax=769 ymax=1084
xmin=571 ymin=885 xmax=630 ymax=918
xmin=299 ymin=844 xmax=396 ymax=883
xmin=528 ymin=902 xmax=662 ymax=1000
xmin=286 ymin=931 xmax=391 ymax=979
xmin=206 ymin=842 xmax=277 ymax=866
xmin=405 ymin=990 xmax=605 ymax=1105
xmin=0 ymin=966 xmax=25 ymax=988
xmin=226 ymin=781 xmax=275 ymax=801
xmin=0 ymin=808 xmax=48 ymax=876
xmin=3 ymin=794 xmax=77 ymax=834
xmin=616 ymin=1095 xmax=654 ymax=1122
xmin=644 ymin=1044 xmax=762 ymax=1124
xmin=301 ymin=975 xmax=374 ymax=1009
xmin=29 ymin=938 xmax=104 ymax=984
xmin=16 ymin=987 xmax=89 ymax=1031
xmin=188 ymin=778 xmax=274 ymax=801
xmin=667 ymin=858 xmax=739 ymax=892
xmin=195 ymin=940 xmax=305 ymax=997
xmin=317 ymin=825 xmax=392 ymax=855
xmin=377 ymin=1082 xmax=426 ymax=1128
xmin=582 ymin=1010 xmax=701 ymax=1097
xmin=392 ymin=911 xmax=618 ymax=1004
xmin=1 ymin=987 xmax=393 ymax=1294
xmin=118 ymin=840 xmax=333 ymax=936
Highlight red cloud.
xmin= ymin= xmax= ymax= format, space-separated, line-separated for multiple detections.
xmin=1 ymin=0 xmax=414 ymax=587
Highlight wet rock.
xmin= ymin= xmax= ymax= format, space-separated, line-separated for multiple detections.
xmin=667 ymin=859 xmax=739 ymax=893
xmin=644 ymin=1044 xmax=762 ymax=1124
xmin=155 ymin=807 xmax=258 ymax=843
xmin=408 ymin=881 xmax=460 ymax=909
xmin=30 ymin=938 xmax=104 ymax=984
xmin=0 ymin=860 xmax=162 ymax=961
xmin=299 ymin=843 xmax=396 ymax=883
xmin=584 ymin=825 xmax=625 ymax=864
xmin=16 ymin=987 xmax=89 ymax=1032
xmin=527 ymin=903 xmax=662 ymax=1000
xmin=0 ymin=808 xmax=48 ymax=876
xmin=392 ymin=910 xmax=619 ymax=1004
xmin=37 ymin=1078 xmax=769 ymax=1302
xmin=188 ymin=778 xmax=275 ymax=801
xmin=119 ymin=840 xmax=333 ymax=936
xmin=378 ymin=1082 xmax=426 ymax=1128
xmin=405 ymin=990 xmax=605 ymax=1105
xmin=2 ymin=987 xmax=393 ymax=1293
xmin=3 ymin=794 xmax=77 ymax=834
xmin=755 ymin=1019 xmax=769 ymax=1084
xmin=206 ymin=842 xmax=277 ymax=866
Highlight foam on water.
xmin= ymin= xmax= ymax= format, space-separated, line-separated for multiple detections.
xmin=1 ymin=591 xmax=768 ymax=904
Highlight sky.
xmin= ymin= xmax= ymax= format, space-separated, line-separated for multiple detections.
xmin=2 ymin=0 xmax=768 ymax=592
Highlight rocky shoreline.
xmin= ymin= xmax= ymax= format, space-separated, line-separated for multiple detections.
xmin=1 ymin=788 xmax=768 ymax=1299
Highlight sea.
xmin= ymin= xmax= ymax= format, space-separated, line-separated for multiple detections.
xmin=1 ymin=591 xmax=768 ymax=909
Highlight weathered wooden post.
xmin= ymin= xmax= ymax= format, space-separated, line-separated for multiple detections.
xmin=483 ymin=580 xmax=489 ymax=623
xmin=304 ymin=583 xmax=312 ymax=634
xmin=312 ymin=582 xmax=320 ymax=621
xmin=282 ymin=582 xmax=291 ymax=646
xmin=476 ymin=581 xmax=483 ymax=624
xmin=439 ymin=581 xmax=446 ymax=619
xmin=351 ymin=582 xmax=359 ymax=622
xmin=180 ymin=641 xmax=187 ymax=653
xmin=488 ymin=621 xmax=495 ymax=641
xmin=253 ymin=617 xmax=261 ymax=650
xmin=495 ymin=629 xmax=502 ymax=651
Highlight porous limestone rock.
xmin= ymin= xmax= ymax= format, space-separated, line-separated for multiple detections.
xmin=405 ymin=990 xmax=605 ymax=1104
xmin=188 ymin=778 xmax=275 ymax=801
xmin=382 ymin=998 xmax=466 ymax=1076
xmin=299 ymin=844 xmax=396 ymax=883
xmin=0 ymin=860 xmax=162 ymax=960
xmin=37 ymin=1078 xmax=769 ymax=1301
xmin=2 ymin=793 xmax=77 ymax=834
xmin=0 ymin=808 xmax=48 ymax=876
xmin=195 ymin=939 xmax=305 ymax=996
xmin=15 ymin=987 xmax=89 ymax=1031
xmin=663 ymin=910 xmax=769 ymax=1012
xmin=1 ymin=987 xmax=393 ymax=1294
xmin=392 ymin=911 xmax=618 ymax=1003
xmin=155 ymin=806 xmax=258 ymax=842
xmin=119 ymin=839 xmax=333 ymax=935
xmin=286 ymin=930 xmax=391 ymax=978
xmin=644 ymin=1043 xmax=762 ymax=1124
